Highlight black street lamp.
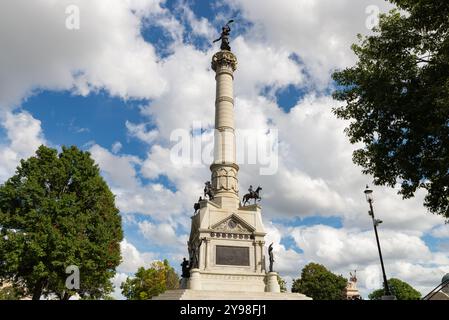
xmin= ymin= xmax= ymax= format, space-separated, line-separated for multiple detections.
xmin=364 ymin=185 xmax=396 ymax=300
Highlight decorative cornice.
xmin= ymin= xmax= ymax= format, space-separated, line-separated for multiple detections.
xmin=210 ymin=162 xmax=240 ymax=172
xmin=212 ymin=50 xmax=237 ymax=72
xmin=210 ymin=213 xmax=256 ymax=232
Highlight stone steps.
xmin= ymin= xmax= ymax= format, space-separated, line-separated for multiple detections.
xmin=152 ymin=289 xmax=312 ymax=300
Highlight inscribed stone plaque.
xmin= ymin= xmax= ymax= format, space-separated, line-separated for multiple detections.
xmin=216 ymin=245 xmax=249 ymax=266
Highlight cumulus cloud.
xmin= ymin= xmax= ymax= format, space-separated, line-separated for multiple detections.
xmin=118 ymin=238 xmax=156 ymax=274
xmin=138 ymin=220 xmax=187 ymax=247
xmin=111 ymin=272 xmax=129 ymax=300
xmin=0 ymin=111 xmax=46 ymax=182
xmin=126 ymin=121 xmax=159 ymax=144
xmin=112 ymin=238 xmax=159 ymax=299
xmin=88 ymin=144 xmax=186 ymax=221
xmin=431 ymin=225 xmax=449 ymax=239
xmin=232 ymin=37 xmax=305 ymax=97
xmin=0 ymin=0 xmax=169 ymax=109
xmin=229 ymin=0 xmax=394 ymax=86
xmin=270 ymin=223 xmax=448 ymax=297
xmin=178 ymin=2 xmax=215 ymax=40
xmin=290 ymin=225 xmax=432 ymax=270
xmin=111 ymin=141 xmax=123 ymax=154
xmin=89 ymin=144 xmax=141 ymax=190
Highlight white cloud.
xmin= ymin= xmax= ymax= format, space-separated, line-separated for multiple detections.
xmin=232 ymin=36 xmax=305 ymax=97
xmin=118 ymin=239 xmax=156 ymax=274
xmin=229 ymin=0 xmax=394 ymax=86
xmin=0 ymin=0 xmax=170 ymax=109
xmin=139 ymin=45 xmax=216 ymax=139
xmin=264 ymin=222 xmax=304 ymax=277
xmin=178 ymin=2 xmax=215 ymax=40
xmin=111 ymin=272 xmax=128 ymax=300
xmin=268 ymin=223 xmax=448 ymax=298
xmin=290 ymin=225 xmax=432 ymax=270
xmin=111 ymin=141 xmax=123 ymax=154
xmin=431 ymin=225 xmax=449 ymax=239
xmin=112 ymin=238 xmax=159 ymax=299
xmin=88 ymin=143 xmax=189 ymax=222
xmin=138 ymin=220 xmax=187 ymax=247
xmin=126 ymin=121 xmax=159 ymax=144
xmin=89 ymin=144 xmax=141 ymax=190
xmin=0 ymin=111 xmax=46 ymax=182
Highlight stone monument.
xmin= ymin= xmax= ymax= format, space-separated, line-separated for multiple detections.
xmin=153 ymin=22 xmax=310 ymax=300
xmin=343 ymin=271 xmax=361 ymax=300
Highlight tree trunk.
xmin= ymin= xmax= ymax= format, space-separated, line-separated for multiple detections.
xmin=32 ymin=279 xmax=45 ymax=300
xmin=62 ymin=291 xmax=70 ymax=300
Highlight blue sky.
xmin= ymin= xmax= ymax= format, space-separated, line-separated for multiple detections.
xmin=1 ymin=0 xmax=448 ymax=299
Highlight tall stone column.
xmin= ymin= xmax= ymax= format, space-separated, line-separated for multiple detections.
xmin=210 ymin=50 xmax=239 ymax=209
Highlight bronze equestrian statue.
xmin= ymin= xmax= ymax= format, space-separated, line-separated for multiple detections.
xmin=242 ymin=185 xmax=262 ymax=206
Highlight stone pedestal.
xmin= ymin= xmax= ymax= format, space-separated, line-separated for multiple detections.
xmin=154 ymin=289 xmax=311 ymax=300
xmin=187 ymin=200 xmax=267 ymax=292
xmin=188 ymin=269 xmax=201 ymax=290
xmin=180 ymin=277 xmax=188 ymax=289
xmin=265 ymin=272 xmax=281 ymax=293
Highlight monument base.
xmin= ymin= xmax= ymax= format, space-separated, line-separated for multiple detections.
xmin=187 ymin=269 xmax=267 ymax=292
xmin=152 ymin=289 xmax=311 ymax=300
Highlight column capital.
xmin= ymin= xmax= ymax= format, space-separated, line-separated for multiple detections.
xmin=212 ymin=50 xmax=237 ymax=72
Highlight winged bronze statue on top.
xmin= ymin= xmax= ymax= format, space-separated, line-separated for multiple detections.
xmin=213 ymin=19 xmax=234 ymax=51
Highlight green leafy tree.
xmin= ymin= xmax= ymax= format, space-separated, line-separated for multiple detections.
xmin=292 ymin=263 xmax=347 ymax=300
xmin=0 ymin=145 xmax=123 ymax=300
xmin=277 ymin=275 xmax=287 ymax=293
xmin=0 ymin=284 xmax=24 ymax=300
xmin=121 ymin=259 xmax=179 ymax=300
xmin=368 ymin=278 xmax=421 ymax=300
xmin=332 ymin=1 xmax=449 ymax=219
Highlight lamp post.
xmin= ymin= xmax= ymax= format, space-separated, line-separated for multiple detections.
xmin=364 ymin=185 xmax=395 ymax=300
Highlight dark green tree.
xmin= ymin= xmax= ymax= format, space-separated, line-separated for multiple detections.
xmin=332 ymin=1 xmax=449 ymax=219
xmin=0 ymin=145 xmax=123 ymax=300
xmin=121 ymin=259 xmax=179 ymax=300
xmin=368 ymin=278 xmax=421 ymax=300
xmin=292 ymin=263 xmax=347 ymax=300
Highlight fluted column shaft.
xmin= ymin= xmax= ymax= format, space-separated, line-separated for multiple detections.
xmin=210 ymin=50 xmax=239 ymax=209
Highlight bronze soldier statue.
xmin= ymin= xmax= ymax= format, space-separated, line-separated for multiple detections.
xmin=268 ymin=243 xmax=274 ymax=272
xmin=181 ymin=257 xmax=190 ymax=278
xmin=193 ymin=196 xmax=202 ymax=214
xmin=204 ymin=181 xmax=214 ymax=200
